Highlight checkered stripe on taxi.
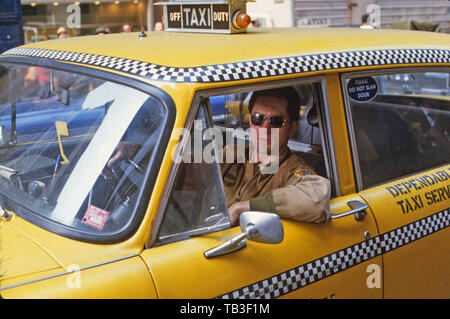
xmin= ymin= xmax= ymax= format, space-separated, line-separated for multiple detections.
xmin=218 ymin=208 xmax=449 ymax=299
xmin=2 ymin=47 xmax=449 ymax=83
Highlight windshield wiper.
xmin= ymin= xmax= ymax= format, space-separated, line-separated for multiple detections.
xmin=0 ymin=164 xmax=18 ymax=176
xmin=0 ymin=164 xmax=23 ymax=190
xmin=0 ymin=165 xmax=19 ymax=181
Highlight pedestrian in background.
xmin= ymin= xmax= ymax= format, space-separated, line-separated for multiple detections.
xmin=153 ymin=22 xmax=163 ymax=32
xmin=122 ymin=24 xmax=132 ymax=32
xmin=360 ymin=14 xmax=374 ymax=29
xmin=57 ymin=27 xmax=68 ymax=38
xmin=95 ymin=26 xmax=110 ymax=35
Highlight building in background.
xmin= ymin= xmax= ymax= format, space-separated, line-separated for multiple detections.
xmin=16 ymin=0 xmax=450 ymax=43
xmin=0 ymin=0 xmax=24 ymax=53
xmin=247 ymin=0 xmax=449 ymax=33
xmin=20 ymin=0 xmax=167 ymax=41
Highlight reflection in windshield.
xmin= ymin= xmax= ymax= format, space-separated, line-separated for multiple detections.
xmin=0 ymin=63 xmax=166 ymax=237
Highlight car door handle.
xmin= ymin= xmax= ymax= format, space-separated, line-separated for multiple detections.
xmin=328 ymin=200 xmax=368 ymax=222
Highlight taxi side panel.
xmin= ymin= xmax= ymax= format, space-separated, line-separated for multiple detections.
xmin=1 ymin=257 xmax=157 ymax=299
xmin=140 ymin=195 xmax=382 ymax=299
xmin=359 ymin=165 xmax=450 ymax=298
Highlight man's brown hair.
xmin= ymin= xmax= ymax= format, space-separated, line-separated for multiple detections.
xmin=248 ymin=87 xmax=301 ymax=123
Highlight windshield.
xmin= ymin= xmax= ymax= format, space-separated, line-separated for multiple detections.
xmin=0 ymin=63 xmax=167 ymax=238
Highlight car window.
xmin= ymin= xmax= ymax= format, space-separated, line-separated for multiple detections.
xmin=157 ymin=103 xmax=229 ymax=242
xmin=0 ymin=63 xmax=167 ymax=237
xmin=211 ymin=83 xmax=329 ymax=182
xmin=156 ymin=82 xmax=335 ymax=244
xmin=345 ymin=70 xmax=450 ymax=189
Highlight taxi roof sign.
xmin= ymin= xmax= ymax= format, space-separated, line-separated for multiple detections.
xmin=155 ymin=0 xmax=252 ymax=34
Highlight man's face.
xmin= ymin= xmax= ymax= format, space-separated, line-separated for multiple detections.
xmin=249 ymin=95 xmax=298 ymax=157
xmin=154 ymin=22 xmax=163 ymax=31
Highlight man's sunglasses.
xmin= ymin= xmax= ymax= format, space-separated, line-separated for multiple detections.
xmin=250 ymin=113 xmax=288 ymax=128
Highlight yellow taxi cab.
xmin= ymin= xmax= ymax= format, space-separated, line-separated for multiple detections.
xmin=0 ymin=0 xmax=449 ymax=299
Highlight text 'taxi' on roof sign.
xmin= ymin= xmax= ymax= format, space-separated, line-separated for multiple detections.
xmin=155 ymin=0 xmax=252 ymax=34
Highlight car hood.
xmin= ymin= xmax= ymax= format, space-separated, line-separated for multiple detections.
xmin=0 ymin=221 xmax=62 ymax=283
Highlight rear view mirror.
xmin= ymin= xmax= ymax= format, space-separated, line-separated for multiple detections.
xmin=58 ymin=88 xmax=70 ymax=106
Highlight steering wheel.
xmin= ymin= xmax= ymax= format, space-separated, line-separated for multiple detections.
xmin=103 ymin=158 xmax=145 ymax=210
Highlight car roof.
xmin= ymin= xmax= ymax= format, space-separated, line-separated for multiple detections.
xmin=15 ymin=28 xmax=450 ymax=68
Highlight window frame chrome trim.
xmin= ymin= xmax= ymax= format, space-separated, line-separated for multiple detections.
xmin=149 ymin=97 xmax=230 ymax=247
xmin=341 ymin=66 xmax=450 ymax=192
xmin=0 ymin=254 xmax=138 ymax=291
xmin=317 ymin=78 xmax=339 ymax=197
xmin=147 ymin=94 xmax=203 ymax=248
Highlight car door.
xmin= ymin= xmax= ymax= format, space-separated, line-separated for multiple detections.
xmin=140 ymin=80 xmax=383 ymax=299
xmin=342 ymin=68 xmax=450 ymax=298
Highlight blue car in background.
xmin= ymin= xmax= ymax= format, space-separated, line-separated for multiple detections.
xmin=0 ymin=97 xmax=105 ymax=146
xmin=0 ymin=95 xmax=228 ymax=147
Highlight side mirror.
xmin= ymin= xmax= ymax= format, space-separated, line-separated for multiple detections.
xmin=240 ymin=211 xmax=284 ymax=244
xmin=204 ymin=211 xmax=284 ymax=258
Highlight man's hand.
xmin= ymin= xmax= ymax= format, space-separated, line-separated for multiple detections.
xmin=102 ymin=141 xmax=139 ymax=179
xmin=227 ymin=200 xmax=250 ymax=226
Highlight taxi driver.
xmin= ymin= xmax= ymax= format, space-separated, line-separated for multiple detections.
xmin=221 ymin=87 xmax=331 ymax=225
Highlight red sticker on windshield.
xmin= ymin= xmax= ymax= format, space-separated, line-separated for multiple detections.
xmin=82 ymin=205 xmax=110 ymax=230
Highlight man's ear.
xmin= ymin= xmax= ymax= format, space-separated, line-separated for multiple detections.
xmin=288 ymin=120 xmax=299 ymax=138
